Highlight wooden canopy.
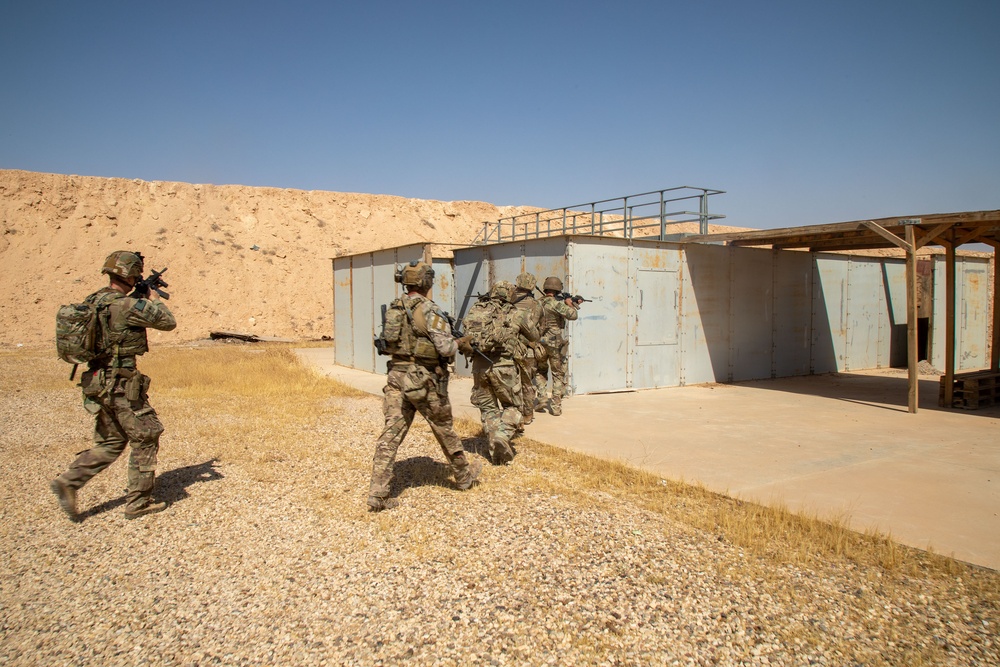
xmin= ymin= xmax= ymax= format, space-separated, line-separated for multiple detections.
xmin=681 ymin=210 xmax=1000 ymax=413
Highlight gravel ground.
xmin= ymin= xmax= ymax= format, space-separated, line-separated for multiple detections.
xmin=1 ymin=350 xmax=998 ymax=666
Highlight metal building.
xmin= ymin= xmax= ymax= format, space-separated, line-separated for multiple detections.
xmin=330 ymin=235 xmax=991 ymax=398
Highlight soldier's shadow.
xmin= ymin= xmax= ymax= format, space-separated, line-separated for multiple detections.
xmin=461 ymin=435 xmax=492 ymax=461
xmin=75 ymin=459 xmax=224 ymax=521
xmin=388 ymin=456 xmax=454 ymax=498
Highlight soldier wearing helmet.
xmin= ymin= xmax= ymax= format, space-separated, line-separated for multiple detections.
xmin=511 ymin=272 xmax=543 ymax=427
xmin=367 ymin=261 xmax=480 ymax=511
xmin=535 ymin=276 xmax=579 ymax=416
xmin=463 ymin=279 xmax=538 ymax=464
xmin=51 ymin=251 xmax=177 ymax=521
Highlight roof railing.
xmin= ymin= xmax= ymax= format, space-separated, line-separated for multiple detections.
xmin=474 ymin=186 xmax=725 ymax=245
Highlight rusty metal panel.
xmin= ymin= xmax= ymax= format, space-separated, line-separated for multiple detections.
xmin=957 ymin=257 xmax=990 ymax=371
xmin=730 ymin=247 xmax=774 ymax=381
xmin=772 ymin=250 xmax=813 ymax=378
xmin=844 ymin=257 xmax=884 ymax=371
xmin=928 ymin=256 xmax=990 ymax=372
xmin=880 ymin=260 xmax=908 ymax=368
xmin=631 ymin=245 xmax=683 ymax=389
xmin=431 ymin=257 xmax=456 ymax=322
xmin=521 ymin=237 xmax=572 ymax=294
xmin=679 ymin=243 xmax=732 ymax=385
xmin=812 ymin=255 xmax=849 ymax=373
xmin=566 ymin=237 xmax=629 ymax=394
xmin=332 ymin=257 xmax=354 ymax=368
xmin=351 ymin=254 xmax=375 ymax=373
xmin=371 ymin=249 xmax=401 ymax=375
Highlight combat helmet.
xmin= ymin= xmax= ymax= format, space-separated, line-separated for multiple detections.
xmin=489 ymin=280 xmax=516 ymax=303
xmin=101 ymin=251 xmax=144 ymax=282
xmin=542 ymin=276 xmax=563 ymax=292
xmin=396 ymin=260 xmax=435 ymax=290
xmin=515 ymin=272 xmax=536 ymax=292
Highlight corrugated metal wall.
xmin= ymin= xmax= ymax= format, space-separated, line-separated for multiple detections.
xmin=928 ymin=255 xmax=990 ymax=371
xmin=333 ymin=239 xmax=992 ymax=394
xmin=332 ymin=243 xmax=443 ymax=375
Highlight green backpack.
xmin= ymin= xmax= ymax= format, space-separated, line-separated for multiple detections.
xmin=55 ymin=292 xmax=123 ymax=365
xmin=461 ymin=298 xmax=518 ymax=355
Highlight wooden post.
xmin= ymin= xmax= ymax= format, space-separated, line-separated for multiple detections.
xmin=992 ymin=244 xmax=1000 ymax=371
xmin=944 ymin=233 xmax=957 ymax=408
xmin=906 ymin=225 xmax=918 ymax=413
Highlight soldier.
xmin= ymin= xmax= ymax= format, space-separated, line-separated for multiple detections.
xmin=459 ymin=280 xmax=539 ymax=464
xmin=367 ymin=261 xmax=481 ymax=511
xmin=50 ymin=251 xmax=177 ymax=520
xmin=535 ymin=276 xmax=579 ymax=416
xmin=511 ymin=272 xmax=543 ymax=427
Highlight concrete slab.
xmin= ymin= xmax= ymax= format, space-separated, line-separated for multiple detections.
xmin=295 ymin=348 xmax=1000 ymax=571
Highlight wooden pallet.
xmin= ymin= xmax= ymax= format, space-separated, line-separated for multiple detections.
xmin=940 ymin=371 xmax=1000 ymax=409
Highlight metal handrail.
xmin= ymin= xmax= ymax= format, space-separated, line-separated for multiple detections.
xmin=473 ymin=186 xmax=725 ymax=245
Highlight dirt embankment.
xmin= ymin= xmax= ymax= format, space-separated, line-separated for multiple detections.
xmin=0 ymin=169 xmax=542 ymax=347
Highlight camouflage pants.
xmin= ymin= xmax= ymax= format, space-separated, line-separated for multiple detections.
xmin=57 ymin=370 xmax=164 ymax=512
xmin=535 ymin=341 xmax=569 ymax=409
xmin=368 ymin=364 xmax=469 ymax=500
xmin=470 ymin=357 xmax=523 ymax=458
xmin=517 ymin=356 xmax=538 ymax=420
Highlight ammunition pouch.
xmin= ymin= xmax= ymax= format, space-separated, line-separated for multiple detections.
xmin=400 ymin=365 xmax=434 ymax=403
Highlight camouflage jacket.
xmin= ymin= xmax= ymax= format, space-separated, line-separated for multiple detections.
xmin=538 ymin=295 xmax=578 ymax=347
xmin=87 ymin=287 xmax=176 ymax=368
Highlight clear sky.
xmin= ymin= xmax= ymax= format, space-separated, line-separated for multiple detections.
xmin=1 ymin=0 xmax=997 ymax=230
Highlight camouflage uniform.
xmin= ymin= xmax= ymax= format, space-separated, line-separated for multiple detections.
xmin=535 ymin=293 xmax=578 ymax=416
xmin=469 ymin=283 xmax=539 ymax=464
xmin=511 ymin=275 xmax=543 ymax=425
xmin=53 ymin=283 xmax=177 ymax=517
xmin=369 ymin=293 xmax=478 ymax=504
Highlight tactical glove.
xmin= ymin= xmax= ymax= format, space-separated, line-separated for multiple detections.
xmin=456 ymin=336 xmax=474 ymax=356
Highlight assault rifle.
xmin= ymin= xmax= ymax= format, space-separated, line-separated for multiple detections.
xmin=556 ymin=292 xmax=591 ymax=305
xmin=130 ymin=267 xmax=170 ymax=300
xmin=533 ymin=286 xmax=590 ymax=305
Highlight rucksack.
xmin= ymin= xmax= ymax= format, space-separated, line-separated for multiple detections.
xmin=375 ymin=298 xmax=414 ymax=357
xmin=374 ymin=296 xmax=438 ymax=362
xmin=462 ymin=298 xmax=518 ymax=355
xmin=55 ymin=291 xmax=123 ymax=365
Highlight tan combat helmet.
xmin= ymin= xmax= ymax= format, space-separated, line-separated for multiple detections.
xmin=515 ymin=272 xmax=536 ymax=292
xmin=397 ymin=261 xmax=435 ymax=290
xmin=489 ymin=280 xmax=516 ymax=303
xmin=542 ymin=276 xmax=563 ymax=292
xmin=101 ymin=251 xmax=144 ymax=282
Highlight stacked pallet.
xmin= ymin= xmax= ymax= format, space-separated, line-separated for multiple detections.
xmin=940 ymin=370 xmax=1000 ymax=409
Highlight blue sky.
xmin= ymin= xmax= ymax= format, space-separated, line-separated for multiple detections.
xmin=1 ymin=0 xmax=997 ymax=229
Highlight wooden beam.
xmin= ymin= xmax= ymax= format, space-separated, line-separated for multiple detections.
xmin=863 ymin=220 xmax=912 ymax=252
xmin=915 ymin=222 xmax=957 ymax=249
xmin=906 ymin=225 xmax=919 ymax=414
xmin=955 ymin=227 xmax=989 ymax=247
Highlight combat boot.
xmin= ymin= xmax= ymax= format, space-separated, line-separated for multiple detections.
xmin=492 ymin=440 xmax=515 ymax=465
xmin=367 ymin=496 xmax=400 ymax=512
xmin=550 ymin=403 xmax=562 ymax=416
xmin=50 ymin=478 xmax=77 ymax=520
xmin=124 ymin=501 xmax=168 ymax=520
xmin=453 ymin=458 xmax=482 ymax=490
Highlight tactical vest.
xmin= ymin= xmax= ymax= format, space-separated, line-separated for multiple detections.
xmin=381 ymin=295 xmax=440 ymax=364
